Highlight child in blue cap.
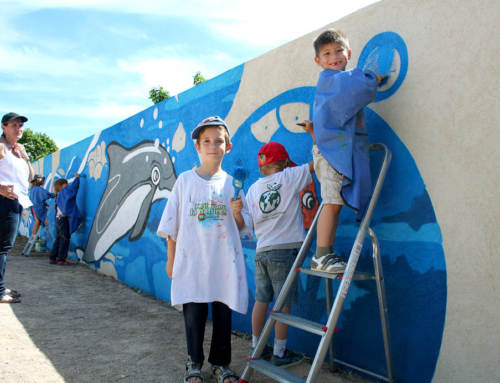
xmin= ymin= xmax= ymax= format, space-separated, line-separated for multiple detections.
xmin=158 ymin=116 xmax=251 ymax=383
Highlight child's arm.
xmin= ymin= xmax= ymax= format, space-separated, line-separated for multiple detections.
xmin=229 ymin=196 xmax=245 ymax=230
xmin=308 ymin=161 xmax=314 ymax=174
xmin=374 ymin=73 xmax=386 ymax=83
xmin=298 ymin=120 xmax=316 ymax=144
xmin=166 ymin=236 xmax=176 ymax=279
xmin=65 ymin=174 xmax=80 ymax=197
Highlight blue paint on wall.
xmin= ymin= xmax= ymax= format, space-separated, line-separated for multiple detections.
xmin=26 ymin=33 xmax=446 ymax=383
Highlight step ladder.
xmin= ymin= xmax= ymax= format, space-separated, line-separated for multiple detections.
xmin=22 ymin=233 xmax=39 ymax=256
xmin=239 ymin=143 xmax=393 ymax=383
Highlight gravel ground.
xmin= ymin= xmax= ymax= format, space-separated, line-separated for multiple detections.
xmin=0 ymin=236 xmax=369 ymax=383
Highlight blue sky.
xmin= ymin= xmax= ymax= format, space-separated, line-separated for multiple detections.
xmin=1 ymin=0 xmax=377 ymax=148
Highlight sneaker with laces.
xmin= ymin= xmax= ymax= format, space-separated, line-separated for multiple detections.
xmin=311 ymin=253 xmax=346 ymax=273
xmin=250 ymin=344 xmax=273 ymax=360
xmin=271 ymin=349 xmax=305 ymax=367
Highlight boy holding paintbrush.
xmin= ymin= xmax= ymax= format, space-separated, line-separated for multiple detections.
xmin=157 ymin=116 xmax=251 ymax=383
xmin=245 ymin=142 xmax=314 ymax=366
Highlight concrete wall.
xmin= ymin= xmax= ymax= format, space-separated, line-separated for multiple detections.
xmin=21 ymin=0 xmax=499 ymax=382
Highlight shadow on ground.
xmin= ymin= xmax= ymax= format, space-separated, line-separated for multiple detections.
xmin=0 ymin=236 xmax=368 ymax=383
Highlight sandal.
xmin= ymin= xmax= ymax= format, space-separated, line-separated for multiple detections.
xmin=0 ymin=294 xmax=21 ymax=303
xmin=184 ymin=359 xmax=204 ymax=383
xmin=5 ymin=288 xmax=21 ymax=298
xmin=211 ymin=364 xmax=239 ymax=383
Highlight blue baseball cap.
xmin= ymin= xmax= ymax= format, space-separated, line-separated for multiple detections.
xmin=191 ymin=116 xmax=230 ymax=140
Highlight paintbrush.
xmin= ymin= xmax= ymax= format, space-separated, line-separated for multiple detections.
xmin=233 ymin=166 xmax=246 ymax=200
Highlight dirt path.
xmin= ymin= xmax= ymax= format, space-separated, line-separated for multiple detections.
xmin=0 ymin=237 xmax=368 ymax=383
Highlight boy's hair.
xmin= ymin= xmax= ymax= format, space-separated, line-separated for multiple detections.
xmin=196 ymin=125 xmax=231 ymax=146
xmin=54 ymin=178 xmax=68 ymax=193
xmin=313 ymin=29 xmax=350 ymax=56
xmin=31 ymin=175 xmax=44 ymax=186
xmin=259 ymin=160 xmax=288 ymax=176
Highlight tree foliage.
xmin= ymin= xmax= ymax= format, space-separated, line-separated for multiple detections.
xmin=19 ymin=128 xmax=58 ymax=162
xmin=193 ymin=71 xmax=206 ymax=85
xmin=149 ymin=86 xmax=170 ymax=104
xmin=148 ymin=72 xmax=206 ymax=104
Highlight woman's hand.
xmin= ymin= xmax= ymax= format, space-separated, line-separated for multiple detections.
xmin=0 ymin=184 xmax=18 ymax=200
xmin=15 ymin=143 xmax=30 ymax=161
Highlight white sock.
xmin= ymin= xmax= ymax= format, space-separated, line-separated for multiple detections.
xmin=252 ymin=335 xmax=258 ymax=348
xmin=274 ymin=338 xmax=287 ymax=358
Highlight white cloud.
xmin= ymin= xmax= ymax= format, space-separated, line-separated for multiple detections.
xmin=117 ymin=49 xmax=240 ymax=96
xmin=24 ymin=101 xmax=146 ymax=121
xmin=0 ymin=45 xmax=114 ymax=77
xmin=10 ymin=0 xmax=380 ymax=49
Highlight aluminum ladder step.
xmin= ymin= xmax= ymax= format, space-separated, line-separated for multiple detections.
xmin=270 ymin=312 xmax=326 ymax=336
xmin=247 ymin=359 xmax=305 ymax=383
xmin=297 ymin=267 xmax=375 ymax=281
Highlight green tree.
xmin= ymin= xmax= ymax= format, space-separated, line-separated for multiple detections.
xmin=193 ymin=71 xmax=206 ymax=85
xmin=149 ymin=86 xmax=170 ymax=104
xmin=19 ymin=128 xmax=58 ymax=162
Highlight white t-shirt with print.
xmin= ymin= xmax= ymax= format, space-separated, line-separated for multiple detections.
xmin=157 ymin=169 xmax=250 ymax=314
xmin=245 ymin=164 xmax=312 ymax=252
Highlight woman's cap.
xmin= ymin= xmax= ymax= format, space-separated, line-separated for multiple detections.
xmin=258 ymin=142 xmax=297 ymax=167
xmin=2 ymin=112 xmax=28 ymax=124
xmin=191 ymin=116 xmax=229 ymax=139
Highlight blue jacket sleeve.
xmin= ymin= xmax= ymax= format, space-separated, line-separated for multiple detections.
xmin=57 ymin=177 xmax=82 ymax=234
xmin=315 ymin=68 xmax=378 ymax=128
xmin=65 ymin=177 xmax=80 ymax=198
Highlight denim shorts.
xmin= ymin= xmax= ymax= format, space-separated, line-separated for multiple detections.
xmin=254 ymin=248 xmax=298 ymax=306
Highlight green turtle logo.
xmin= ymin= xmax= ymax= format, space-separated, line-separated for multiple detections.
xmin=259 ymin=183 xmax=282 ymax=214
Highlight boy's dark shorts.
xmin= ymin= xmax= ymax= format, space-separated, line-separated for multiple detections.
xmin=254 ymin=248 xmax=298 ymax=306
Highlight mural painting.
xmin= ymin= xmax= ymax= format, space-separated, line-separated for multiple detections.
xmin=24 ymin=32 xmax=446 ymax=383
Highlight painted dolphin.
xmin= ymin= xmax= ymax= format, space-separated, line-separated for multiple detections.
xmin=83 ymin=139 xmax=176 ymax=263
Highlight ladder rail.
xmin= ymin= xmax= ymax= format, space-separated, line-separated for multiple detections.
xmin=240 ymin=203 xmax=324 ymax=380
xmin=306 ymin=143 xmax=392 ymax=382
xmin=369 ymin=227 xmax=393 ymax=383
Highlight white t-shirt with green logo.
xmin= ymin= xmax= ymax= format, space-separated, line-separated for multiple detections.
xmin=157 ymin=169 xmax=250 ymax=314
xmin=246 ymin=164 xmax=312 ymax=252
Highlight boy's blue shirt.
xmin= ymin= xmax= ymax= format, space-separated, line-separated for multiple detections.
xmin=313 ymin=67 xmax=378 ymax=216
xmin=56 ymin=177 xmax=82 ymax=234
xmin=29 ymin=186 xmax=55 ymax=222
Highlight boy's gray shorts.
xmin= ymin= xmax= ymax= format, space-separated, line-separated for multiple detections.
xmin=312 ymin=145 xmax=344 ymax=205
xmin=254 ymin=248 xmax=298 ymax=306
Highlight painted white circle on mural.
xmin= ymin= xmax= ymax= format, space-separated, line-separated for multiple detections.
xmin=153 ymin=107 xmax=158 ymax=120
xmin=250 ymin=110 xmax=279 ymax=143
xmin=140 ymin=118 xmax=144 ymax=128
xmin=159 ymin=120 xmax=163 ymax=129
xmin=279 ymin=102 xmax=310 ymax=133
xmin=379 ymin=49 xmax=400 ymax=92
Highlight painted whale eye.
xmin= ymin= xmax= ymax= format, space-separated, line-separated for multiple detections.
xmin=302 ymin=191 xmax=315 ymax=210
xmin=151 ymin=166 xmax=160 ymax=185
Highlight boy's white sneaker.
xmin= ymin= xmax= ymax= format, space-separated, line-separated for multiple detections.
xmin=311 ymin=253 xmax=346 ymax=273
